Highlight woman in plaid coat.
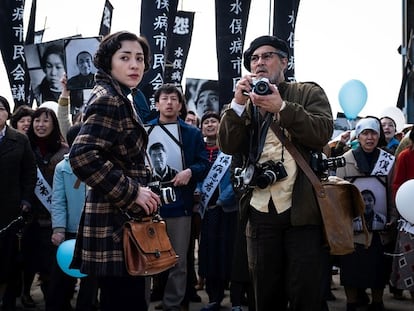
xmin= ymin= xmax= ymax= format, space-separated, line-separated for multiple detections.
xmin=69 ymin=31 xmax=160 ymax=311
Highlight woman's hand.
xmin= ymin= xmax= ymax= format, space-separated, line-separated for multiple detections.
xmin=60 ymin=73 xmax=70 ymax=98
xmin=134 ymin=186 xmax=161 ymax=215
xmin=51 ymin=232 xmax=65 ymax=246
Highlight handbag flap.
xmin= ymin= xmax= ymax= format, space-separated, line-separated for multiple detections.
xmin=126 ymin=220 xmax=173 ymax=253
xmin=323 ymin=176 xmax=365 ymax=218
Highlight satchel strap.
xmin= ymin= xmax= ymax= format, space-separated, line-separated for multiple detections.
xmin=270 ymin=122 xmax=369 ymax=247
xmin=269 ymin=122 xmax=326 ymax=198
xmin=122 ymin=210 xmax=163 ymax=223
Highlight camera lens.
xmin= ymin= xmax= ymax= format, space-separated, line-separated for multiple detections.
xmin=254 ymin=80 xmax=271 ymax=95
xmin=256 ymin=171 xmax=277 ymax=189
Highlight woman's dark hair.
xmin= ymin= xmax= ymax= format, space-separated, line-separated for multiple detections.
xmin=41 ymin=44 xmax=64 ymax=71
xmin=10 ymin=105 xmax=35 ymax=128
xmin=94 ymin=31 xmax=151 ymax=74
xmin=27 ymin=107 xmax=64 ymax=153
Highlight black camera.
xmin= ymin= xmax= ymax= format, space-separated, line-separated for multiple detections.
xmin=310 ymin=152 xmax=346 ymax=174
xmin=234 ymin=160 xmax=288 ymax=190
xmin=147 ymin=181 xmax=176 ymax=205
xmin=252 ymin=77 xmax=272 ymax=95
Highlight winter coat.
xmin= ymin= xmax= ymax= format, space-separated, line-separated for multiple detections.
xmin=0 ymin=126 xmax=36 ymax=228
xmin=69 ymin=70 xmax=150 ymax=276
xmin=51 ymin=154 xmax=86 ymax=234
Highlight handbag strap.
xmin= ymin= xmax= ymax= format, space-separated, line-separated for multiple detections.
xmin=269 ymin=122 xmax=326 ymax=198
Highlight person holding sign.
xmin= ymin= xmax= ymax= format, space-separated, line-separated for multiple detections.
xmin=146 ymin=84 xmax=209 ymax=311
xmin=336 ymin=117 xmax=398 ymax=311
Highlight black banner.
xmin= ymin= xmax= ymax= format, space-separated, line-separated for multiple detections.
xmin=215 ymin=0 xmax=251 ymax=109
xmin=164 ymin=11 xmax=195 ymax=87
xmin=99 ymin=0 xmax=113 ymax=37
xmin=0 ymin=0 xmax=31 ymax=109
xmin=25 ymin=0 xmax=36 ymax=44
xmin=273 ymin=0 xmax=300 ymax=81
xmin=139 ymin=0 xmax=179 ymax=111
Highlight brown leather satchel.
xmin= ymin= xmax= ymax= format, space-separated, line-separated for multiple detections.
xmin=123 ymin=214 xmax=178 ymax=276
xmin=270 ymin=122 xmax=368 ymax=255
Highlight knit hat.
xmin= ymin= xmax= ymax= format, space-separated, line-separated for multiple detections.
xmin=201 ymin=111 xmax=220 ymax=125
xmin=355 ymin=117 xmax=380 ymax=137
xmin=243 ymin=35 xmax=289 ymax=71
xmin=0 ymin=95 xmax=11 ymax=119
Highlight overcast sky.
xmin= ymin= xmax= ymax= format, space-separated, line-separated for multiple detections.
xmin=0 ymin=0 xmax=404 ymax=123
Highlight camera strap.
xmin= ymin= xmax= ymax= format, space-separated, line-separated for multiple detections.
xmin=248 ymin=106 xmax=273 ymax=165
xmin=269 ymin=122 xmax=321 ymax=189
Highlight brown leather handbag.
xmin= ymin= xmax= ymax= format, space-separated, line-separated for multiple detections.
xmin=270 ymin=122 xmax=368 ymax=255
xmin=123 ymin=214 xmax=178 ymax=276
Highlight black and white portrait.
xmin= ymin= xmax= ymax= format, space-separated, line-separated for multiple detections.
xmin=25 ymin=39 xmax=66 ymax=105
xmin=65 ymin=37 xmax=100 ymax=91
xmin=145 ymin=123 xmax=184 ymax=181
xmin=185 ymin=78 xmax=220 ymax=120
xmin=346 ymin=175 xmax=388 ymax=231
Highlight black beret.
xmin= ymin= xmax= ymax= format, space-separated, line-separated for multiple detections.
xmin=243 ymin=35 xmax=289 ymax=71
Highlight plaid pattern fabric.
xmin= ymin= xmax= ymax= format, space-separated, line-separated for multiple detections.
xmin=69 ymin=71 xmax=150 ymax=276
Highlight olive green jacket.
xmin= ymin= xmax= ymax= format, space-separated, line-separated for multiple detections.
xmin=218 ymin=81 xmax=333 ymax=226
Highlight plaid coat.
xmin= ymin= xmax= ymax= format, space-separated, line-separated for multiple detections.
xmin=69 ymin=70 xmax=149 ymax=276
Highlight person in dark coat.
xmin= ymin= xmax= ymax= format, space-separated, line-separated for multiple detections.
xmin=0 ymin=96 xmax=36 ymax=310
xmin=69 ymin=31 xmax=160 ymax=311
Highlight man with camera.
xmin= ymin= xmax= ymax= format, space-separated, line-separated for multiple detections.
xmin=218 ymin=35 xmax=333 ymax=311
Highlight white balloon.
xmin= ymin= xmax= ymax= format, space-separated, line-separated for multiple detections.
xmin=379 ymin=106 xmax=406 ymax=133
xmin=395 ymin=179 xmax=414 ymax=224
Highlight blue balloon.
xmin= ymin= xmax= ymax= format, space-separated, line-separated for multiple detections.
xmin=56 ymin=239 xmax=87 ymax=278
xmin=338 ymin=79 xmax=368 ymax=120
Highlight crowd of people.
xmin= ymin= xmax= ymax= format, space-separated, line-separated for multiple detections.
xmin=1 ymin=31 xmax=414 ymax=311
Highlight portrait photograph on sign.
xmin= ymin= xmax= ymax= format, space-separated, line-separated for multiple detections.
xmin=25 ymin=39 xmax=66 ymax=105
xmin=185 ymin=78 xmax=220 ymax=119
xmin=145 ymin=123 xmax=184 ymax=182
xmin=64 ymin=36 xmax=100 ymax=91
xmin=345 ymin=175 xmax=388 ymax=231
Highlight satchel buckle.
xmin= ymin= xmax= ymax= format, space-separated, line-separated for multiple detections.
xmin=155 ymin=249 xmax=161 ymax=258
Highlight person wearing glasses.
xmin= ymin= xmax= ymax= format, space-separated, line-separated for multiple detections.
xmin=218 ymin=35 xmax=333 ymax=311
